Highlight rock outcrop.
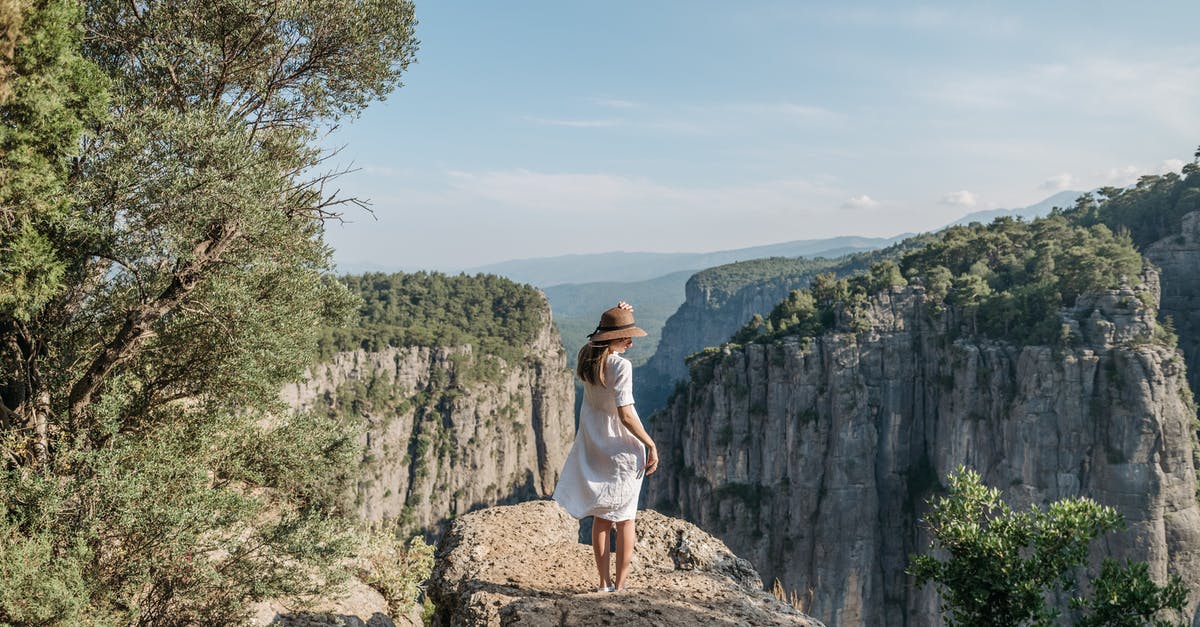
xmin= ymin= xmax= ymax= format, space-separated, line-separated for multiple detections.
xmin=1146 ymin=210 xmax=1200 ymax=399
xmin=636 ymin=262 xmax=835 ymax=415
xmin=282 ymin=304 xmax=575 ymax=537
xmin=427 ymin=500 xmax=823 ymax=626
xmin=646 ymin=282 xmax=1200 ymax=626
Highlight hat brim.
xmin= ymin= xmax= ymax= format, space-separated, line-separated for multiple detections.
xmin=589 ymin=326 xmax=648 ymax=342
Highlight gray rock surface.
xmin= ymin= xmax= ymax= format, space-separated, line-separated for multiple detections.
xmin=1146 ymin=210 xmax=1200 ymax=400
xmin=637 ymin=269 xmax=822 ymax=415
xmin=647 ymin=281 xmax=1200 ymax=626
xmin=282 ymin=304 xmax=575 ymax=536
xmin=428 ymin=500 xmax=824 ymax=626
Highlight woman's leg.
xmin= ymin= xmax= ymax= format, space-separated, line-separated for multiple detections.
xmin=591 ymin=517 xmax=613 ymax=588
xmin=613 ymin=519 xmax=636 ymax=589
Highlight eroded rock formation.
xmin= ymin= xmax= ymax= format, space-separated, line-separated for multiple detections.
xmin=427 ymin=500 xmax=823 ymax=626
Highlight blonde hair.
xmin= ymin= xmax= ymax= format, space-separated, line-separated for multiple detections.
xmin=576 ymin=340 xmax=615 ymax=386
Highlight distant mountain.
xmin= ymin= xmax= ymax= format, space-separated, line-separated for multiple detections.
xmin=946 ymin=190 xmax=1085 ymax=227
xmin=466 ymin=235 xmax=909 ymax=287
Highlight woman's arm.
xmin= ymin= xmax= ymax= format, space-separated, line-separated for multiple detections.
xmin=617 ymin=404 xmax=658 ymax=474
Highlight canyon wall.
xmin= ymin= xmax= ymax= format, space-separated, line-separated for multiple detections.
xmin=283 ymin=305 xmax=575 ymax=537
xmin=646 ymin=281 xmax=1200 ymax=626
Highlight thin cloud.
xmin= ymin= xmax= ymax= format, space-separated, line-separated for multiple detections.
xmin=725 ymin=102 xmax=842 ymax=122
xmin=524 ymin=116 xmax=624 ymax=128
xmin=443 ymin=168 xmax=841 ymax=221
xmin=940 ymin=190 xmax=977 ymax=207
xmin=1041 ymin=173 xmax=1075 ymax=191
xmin=1161 ymin=159 xmax=1186 ymax=173
xmin=590 ymin=97 xmax=641 ymax=109
xmin=1100 ymin=165 xmax=1142 ymax=186
xmin=923 ymin=51 xmax=1200 ymax=136
xmin=841 ymin=195 xmax=879 ymax=209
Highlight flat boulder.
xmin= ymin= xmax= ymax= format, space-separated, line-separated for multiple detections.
xmin=428 ymin=500 xmax=823 ymax=626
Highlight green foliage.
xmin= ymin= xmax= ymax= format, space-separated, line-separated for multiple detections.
xmin=909 ymin=467 xmax=1186 ymax=627
xmin=1072 ymin=559 xmax=1188 ymax=627
xmin=1064 ymin=164 xmax=1200 ymax=249
xmin=0 ymin=0 xmax=107 ymax=320
xmin=1 ymin=409 xmax=362 ymax=625
xmin=0 ymin=0 xmax=419 ymax=622
xmin=691 ymin=256 xmax=844 ymax=302
xmin=733 ymin=216 xmax=1147 ymax=347
xmin=321 ymin=272 xmax=548 ymax=365
xmin=362 ymin=533 xmax=436 ymax=617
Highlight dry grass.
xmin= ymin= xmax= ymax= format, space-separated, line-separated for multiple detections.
xmin=770 ymin=578 xmax=813 ymax=613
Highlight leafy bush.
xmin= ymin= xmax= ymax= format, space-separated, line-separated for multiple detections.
xmin=909 ymin=467 xmax=1186 ymax=627
xmin=362 ymin=533 xmax=436 ymax=617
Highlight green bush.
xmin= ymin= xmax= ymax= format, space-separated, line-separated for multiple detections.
xmin=909 ymin=467 xmax=1186 ymax=627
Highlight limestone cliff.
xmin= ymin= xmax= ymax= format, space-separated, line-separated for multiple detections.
xmin=636 ymin=258 xmax=843 ymax=415
xmin=282 ymin=305 xmax=575 ymax=537
xmin=1146 ymin=210 xmax=1200 ymax=400
xmin=646 ymin=282 xmax=1200 ymax=626
xmin=427 ymin=500 xmax=824 ymax=626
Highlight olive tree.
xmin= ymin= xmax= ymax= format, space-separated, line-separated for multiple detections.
xmin=1 ymin=0 xmax=418 ymax=623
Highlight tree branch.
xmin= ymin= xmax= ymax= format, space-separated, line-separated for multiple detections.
xmin=67 ymin=222 xmax=243 ymax=430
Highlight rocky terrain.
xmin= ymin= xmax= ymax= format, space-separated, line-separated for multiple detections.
xmin=427 ymin=500 xmax=823 ymax=626
xmin=282 ymin=304 xmax=575 ymax=537
xmin=646 ymin=279 xmax=1200 ymax=626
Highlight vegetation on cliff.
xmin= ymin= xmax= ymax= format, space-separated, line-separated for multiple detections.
xmin=910 ymin=468 xmax=1187 ymax=627
xmin=1066 ymin=152 xmax=1200 ymax=249
xmin=732 ymin=215 xmax=1148 ymax=348
xmin=0 ymin=0 xmax=419 ymax=623
xmin=320 ymin=271 xmax=549 ymax=364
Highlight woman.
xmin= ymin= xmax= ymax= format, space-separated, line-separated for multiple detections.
xmin=553 ymin=301 xmax=659 ymax=593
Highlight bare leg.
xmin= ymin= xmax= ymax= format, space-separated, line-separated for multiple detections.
xmin=591 ymin=517 xmax=613 ymax=589
xmin=613 ymin=519 xmax=636 ymax=589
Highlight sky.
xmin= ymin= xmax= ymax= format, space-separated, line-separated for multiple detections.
xmin=320 ymin=1 xmax=1200 ymax=272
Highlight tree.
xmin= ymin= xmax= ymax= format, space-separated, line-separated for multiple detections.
xmin=909 ymin=467 xmax=1187 ymax=627
xmin=1 ymin=0 xmax=419 ymax=623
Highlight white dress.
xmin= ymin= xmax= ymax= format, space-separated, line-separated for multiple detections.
xmin=553 ymin=354 xmax=647 ymax=522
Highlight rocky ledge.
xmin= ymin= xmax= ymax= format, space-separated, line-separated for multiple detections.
xmin=428 ymin=500 xmax=822 ymax=626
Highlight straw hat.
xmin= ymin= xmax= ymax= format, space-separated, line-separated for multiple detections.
xmin=586 ymin=306 xmax=649 ymax=342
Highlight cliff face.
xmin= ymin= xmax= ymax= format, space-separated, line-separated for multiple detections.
xmin=1146 ymin=210 xmax=1200 ymax=398
xmin=646 ymin=282 xmax=1200 ymax=626
xmin=282 ymin=307 xmax=575 ymax=537
xmin=637 ymin=272 xmax=815 ymax=415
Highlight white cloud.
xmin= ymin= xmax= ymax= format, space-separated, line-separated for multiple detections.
xmin=940 ymin=190 xmax=977 ymax=207
xmin=524 ymin=116 xmax=623 ymax=128
xmin=725 ymin=102 xmax=842 ymax=123
xmin=841 ymin=195 xmax=879 ymax=209
xmin=1100 ymin=165 xmax=1142 ymax=186
xmin=1161 ymin=159 xmax=1186 ymax=173
xmin=923 ymin=51 xmax=1200 ymax=137
xmin=1041 ymin=173 xmax=1075 ymax=191
xmin=590 ymin=97 xmax=641 ymax=109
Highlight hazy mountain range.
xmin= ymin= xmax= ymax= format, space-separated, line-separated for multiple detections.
xmin=464 ymin=236 xmax=906 ymax=287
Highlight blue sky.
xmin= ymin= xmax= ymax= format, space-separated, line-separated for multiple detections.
xmin=322 ymin=1 xmax=1200 ymax=272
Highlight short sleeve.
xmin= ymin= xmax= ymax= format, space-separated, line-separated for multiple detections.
xmin=611 ymin=357 xmax=635 ymax=407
